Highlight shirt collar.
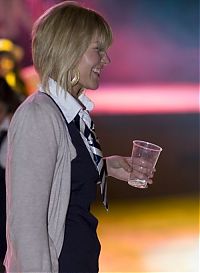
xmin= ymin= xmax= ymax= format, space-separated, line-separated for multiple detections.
xmin=39 ymin=78 xmax=94 ymax=123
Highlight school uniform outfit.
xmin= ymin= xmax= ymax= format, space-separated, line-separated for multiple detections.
xmin=4 ymin=78 xmax=107 ymax=273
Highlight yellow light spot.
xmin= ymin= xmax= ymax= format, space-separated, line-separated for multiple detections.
xmin=5 ymin=73 xmax=16 ymax=89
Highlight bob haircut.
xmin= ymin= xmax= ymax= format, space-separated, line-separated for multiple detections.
xmin=32 ymin=1 xmax=113 ymax=93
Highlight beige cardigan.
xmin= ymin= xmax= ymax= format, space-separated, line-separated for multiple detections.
xmin=4 ymin=92 xmax=76 ymax=273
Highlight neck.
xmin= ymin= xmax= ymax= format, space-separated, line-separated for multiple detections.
xmin=72 ymin=86 xmax=84 ymax=98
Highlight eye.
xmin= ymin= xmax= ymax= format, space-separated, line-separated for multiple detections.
xmin=94 ymin=46 xmax=104 ymax=52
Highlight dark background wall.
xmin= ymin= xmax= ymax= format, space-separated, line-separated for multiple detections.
xmin=93 ymin=113 xmax=199 ymax=200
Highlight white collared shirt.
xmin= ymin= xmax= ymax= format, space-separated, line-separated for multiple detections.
xmin=39 ymin=78 xmax=95 ymax=161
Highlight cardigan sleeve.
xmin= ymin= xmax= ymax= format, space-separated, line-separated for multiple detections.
xmin=5 ymin=100 xmax=60 ymax=273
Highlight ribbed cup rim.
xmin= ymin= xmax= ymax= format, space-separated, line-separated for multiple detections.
xmin=133 ymin=140 xmax=162 ymax=152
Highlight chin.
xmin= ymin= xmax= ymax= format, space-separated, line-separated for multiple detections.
xmin=89 ymin=82 xmax=100 ymax=90
xmin=90 ymin=86 xmax=99 ymax=90
xmin=81 ymin=80 xmax=100 ymax=90
xmin=84 ymin=86 xmax=99 ymax=91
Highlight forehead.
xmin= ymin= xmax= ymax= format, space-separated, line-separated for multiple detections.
xmin=87 ymin=25 xmax=112 ymax=49
xmin=90 ymin=32 xmax=100 ymax=43
xmin=90 ymin=32 xmax=108 ymax=47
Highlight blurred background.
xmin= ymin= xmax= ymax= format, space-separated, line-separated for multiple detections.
xmin=0 ymin=0 xmax=199 ymax=272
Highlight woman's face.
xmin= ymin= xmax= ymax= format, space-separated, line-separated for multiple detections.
xmin=72 ymin=34 xmax=111 ymax=96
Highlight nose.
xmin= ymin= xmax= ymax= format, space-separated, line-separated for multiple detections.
xmin=101 ymin=51 xmax=111 ymax=65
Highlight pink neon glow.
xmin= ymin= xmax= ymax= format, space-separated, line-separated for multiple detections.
xmin=87 ymin=84 xmax=199 ymax=115
xmin=21 ymin=66 xmax=199 ymax=115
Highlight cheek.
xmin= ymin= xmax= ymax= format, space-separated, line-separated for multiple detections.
xmin=77 ymin=52 xmax=100 ymax=87
xmin=79 ymin=53 xmax=99 ymax=70
xmin=78 ymin=60 xmax=91 ymax=82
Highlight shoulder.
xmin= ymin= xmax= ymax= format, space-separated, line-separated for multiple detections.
xmin=14 ymin=91 xmax=62 ymax=118
xmin=9 ymin=92 xmax=67 ymax=145
xmin=11 ymin=92 xmax=65 ymax=129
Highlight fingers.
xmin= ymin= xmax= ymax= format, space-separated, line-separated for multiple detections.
xmin=129 ymin=169 xmax=153 ymax=185
xmin=124 ymin=157 xmax=132 ymax=165
xmin=131 ymin=157 xmax=155 ymax=185
xmin=132 ymin=157 xmax=154 ymax=169
xmin=120 ymin=157 xmax=155 ymax=183
xmin=132 ymin=165 xmax=154 ymax=178
xmin=120 ymin=157 xmax=132 ymax=172
xmin=107 ymin=155 xmax=155 ymax=186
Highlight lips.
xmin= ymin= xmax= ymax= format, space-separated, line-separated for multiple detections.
xmin=92 ymin=67 xmax=101 ymax=76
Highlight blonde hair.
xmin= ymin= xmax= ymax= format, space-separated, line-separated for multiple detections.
xmin=32 ymin=1 xmax=113 ymax=93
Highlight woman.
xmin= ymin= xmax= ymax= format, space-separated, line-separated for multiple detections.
xmin=4 ymin=2 xmax=154 ymax=273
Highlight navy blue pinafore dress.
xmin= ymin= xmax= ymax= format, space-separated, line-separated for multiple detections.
xmin=58 ymin=117 xmax=101 ymax=273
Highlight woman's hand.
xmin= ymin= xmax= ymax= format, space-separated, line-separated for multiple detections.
xmin=105 ymin=156 xmax=132 ymax=181
xmin=105 ymin=155 xmax=154 ymax=185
